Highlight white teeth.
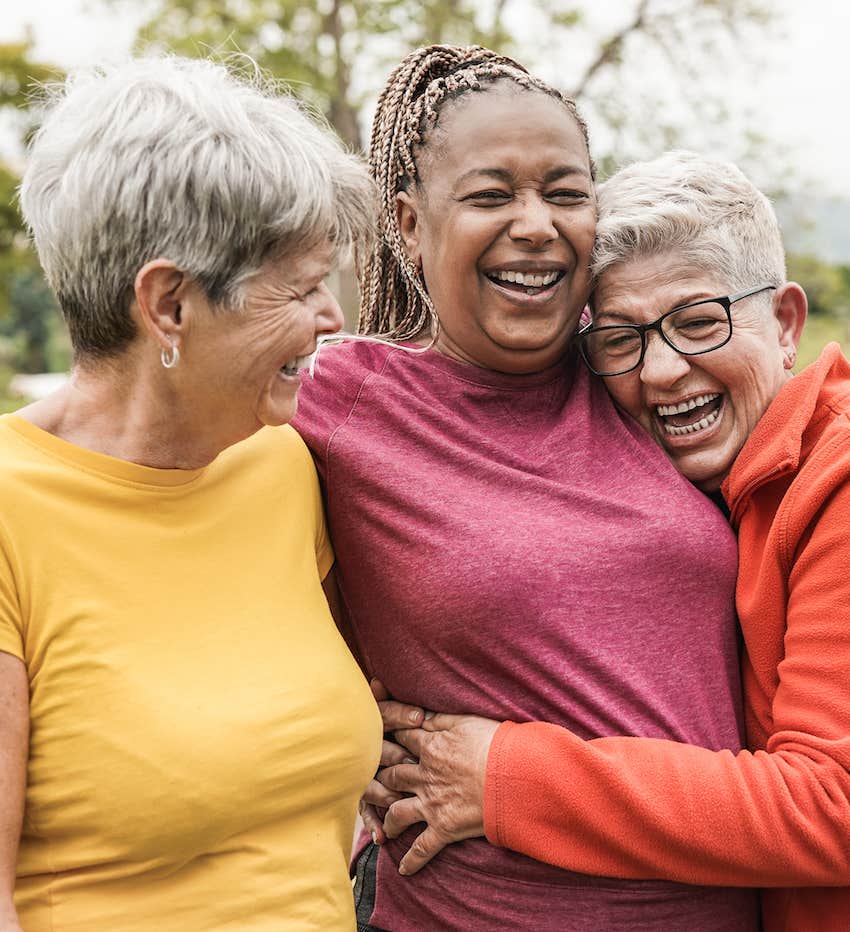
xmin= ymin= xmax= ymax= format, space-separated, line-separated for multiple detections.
xmin=663 ymin=406 xmax=721 ymax=436
xmin=492 ymin=269 xmax=559 ymax=288
xmin=656 ymin=393 xmax=720 ymax=417
xmin=281 ymin=353 xmax=315 ymax=375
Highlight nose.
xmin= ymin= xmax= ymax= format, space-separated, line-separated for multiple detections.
xmin=509 ymin=194 xmax=558 ymax=246
xmin=639 ymin=331 xmax=691 ymax=389
xmin=314 ymin=282 xmax=345 ymax=336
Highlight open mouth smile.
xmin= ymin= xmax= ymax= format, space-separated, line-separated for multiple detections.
xmin=486 ymin=268 xmax=566 ymax=296
xmin=279 ymin=352 xmax=315 ymax=377
xmin=655 ymin=393 xmax=723 ymax=436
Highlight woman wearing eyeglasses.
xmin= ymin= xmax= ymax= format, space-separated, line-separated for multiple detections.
xmin=374 ymin=151 xmax=850 ymax=931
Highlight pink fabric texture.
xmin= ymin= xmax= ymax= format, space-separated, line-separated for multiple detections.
xmin=481 ymin=346 xmax=850 ymax=932
xmin=293 ymin=342 xmax=757 ymax=931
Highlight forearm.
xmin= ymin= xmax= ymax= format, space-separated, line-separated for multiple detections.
xmin=486 ymin=721 xmax=850 ymax=887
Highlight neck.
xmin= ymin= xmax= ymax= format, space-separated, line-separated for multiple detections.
xmin=16 ymin=355 xmax=231 ymax=470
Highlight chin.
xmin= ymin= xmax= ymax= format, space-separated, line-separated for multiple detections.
xmin=669 ymin=452 xmax=728 ymax=493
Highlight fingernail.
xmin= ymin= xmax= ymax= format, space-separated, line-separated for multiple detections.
xmin=371 ymin=831 xmax=378 ymax=846
xmin=409 ymin=710 xmax=422 ymax=724
xmin=398 ymin=862 xmax=408 ymax=875
xmin=403 ymin=757 xmax=417 ymax=764
xmin=424 ymin=710 xmax=435 ymax=720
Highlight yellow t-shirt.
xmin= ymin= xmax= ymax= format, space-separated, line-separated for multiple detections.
xmin=0 ymin=415 xmax=381 ymax=931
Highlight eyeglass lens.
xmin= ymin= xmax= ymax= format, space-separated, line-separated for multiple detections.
xmin=583 ymin=302 xmax=731 ymax=375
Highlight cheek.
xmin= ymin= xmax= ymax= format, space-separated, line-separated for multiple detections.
xmin=565 ymin=211 xmax=597 ymax=258
xmin=604 ymin=374 xmax=644 ymax=421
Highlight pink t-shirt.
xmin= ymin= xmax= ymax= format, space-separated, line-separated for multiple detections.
xmin=293 ymin=342 xmax=757 ymax=931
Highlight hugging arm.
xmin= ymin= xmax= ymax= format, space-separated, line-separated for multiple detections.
xmin=384 ymin=482 xmax=850 ymax=885
xmin=484 ymin=481 xmax=850 ymax=887
xmin=0 ymin=652 xmax=27 ymax=932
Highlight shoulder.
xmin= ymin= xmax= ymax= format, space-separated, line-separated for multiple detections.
xmin=774 ymin=389 xmax=850 ymax=553
xmin=292 ymin=339 xmax=404 ymax=456
xmin=223 ymin=425 xmax=317 ymax=480
xmin=0 ymin=416 xmax=58 ymax=492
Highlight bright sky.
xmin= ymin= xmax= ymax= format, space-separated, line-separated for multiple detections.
xmin=2 ymin=0 xmax=850 ymax=198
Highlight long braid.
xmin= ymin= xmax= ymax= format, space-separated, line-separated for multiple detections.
xmin=358 ymin=45 xmax=592 ymax=338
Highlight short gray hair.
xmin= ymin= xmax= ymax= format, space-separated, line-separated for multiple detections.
xmin=20 ymin=56 xmax=376 ymax=360
xmin=591 ymin=150 xmax=785 ymax=294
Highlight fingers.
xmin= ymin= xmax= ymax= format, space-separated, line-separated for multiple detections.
xmin=370 ymin=678 xmax=390 ymax=702
xmin=358 ymin=800 xmax=387 ymax=846
xmin=383 ymin=795 xmax=423 ymax=840
xmin=370 ymin=678 xmax=426 ymax=729
xmin=379 ymin=762 xmax=421 ymax=796
xmin=398 ymin=825 xmax=449 ymax=876
xmin=392 ymin=726 xmax=426 ymax=756
xmin=420 ymin=711 xmax=461 ymax=732
xmin=379 ymin=699 xmax=425 ymax=730
xmin=363 ymin=775 xmax=402 ymax=809
xmin=381 ymin=738 xmax=415 ymax=768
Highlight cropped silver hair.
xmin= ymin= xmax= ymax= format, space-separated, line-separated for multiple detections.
xmin=19 ymin=56 xmax=376 ymax=359
xmin=591 ymin=150 xmax=786 ymax=296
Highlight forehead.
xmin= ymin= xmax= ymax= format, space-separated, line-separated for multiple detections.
xmin=594 ymin=253 xmax=727 ymax=321
xmin=417 ymin=86 xmax=589 ymax=188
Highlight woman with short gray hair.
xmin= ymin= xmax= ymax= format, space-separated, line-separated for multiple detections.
xmin=0 ymin=56 xmax=380 ymax=931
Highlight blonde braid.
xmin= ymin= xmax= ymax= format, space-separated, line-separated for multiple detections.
xmin=358 ymin=45 xmax=593 ymax=338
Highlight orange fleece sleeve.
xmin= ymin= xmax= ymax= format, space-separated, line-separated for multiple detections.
xmin=484 ymin=482 xmax=850 ymax=888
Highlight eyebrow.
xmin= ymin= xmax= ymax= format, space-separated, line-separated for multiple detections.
xmin=593 ymin=292 xmax=718 ymax=324
xmin=455 ymin=165 xmax=590 ymax=186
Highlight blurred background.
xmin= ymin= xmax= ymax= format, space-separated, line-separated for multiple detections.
xmin=1 ymin=0 xmax=848 ymax=408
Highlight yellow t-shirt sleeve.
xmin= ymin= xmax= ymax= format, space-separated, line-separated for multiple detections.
xmin=0 ymin=527 xmax=24 ymax=661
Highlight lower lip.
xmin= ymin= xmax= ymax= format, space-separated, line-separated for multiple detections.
xmin=657 ymin=397 xmax=725 ymax=448
xmin=486 ymin=275 xmax=565 ymax=305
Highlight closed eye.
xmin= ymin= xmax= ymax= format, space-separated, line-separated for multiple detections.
xmin=464 ymin=190 xmax=511 ymax=206
xmin=547 ymin=189 xmax=589 ymax=204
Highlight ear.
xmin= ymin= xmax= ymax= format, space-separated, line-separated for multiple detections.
xmin=396 ymin=190 xmax=423 ymax=267
xmin=133 ymin=259 xmax=188 ymax=352
xmin=772 ymin=282 xmax=807 ymax=359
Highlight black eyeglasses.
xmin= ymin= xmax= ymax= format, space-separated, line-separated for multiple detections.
xmin=578 ymin=284 xmax=777 ymax=377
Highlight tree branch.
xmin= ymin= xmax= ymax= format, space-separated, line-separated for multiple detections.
xmin=569 ymin=0 xmax=650 ymax=99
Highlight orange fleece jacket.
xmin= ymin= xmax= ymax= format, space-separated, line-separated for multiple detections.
xmin=484 ymin=343 xmax=850 ymax=931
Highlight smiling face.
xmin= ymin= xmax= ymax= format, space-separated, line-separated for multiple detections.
xmin=188 ymin=241 xmax=343 ymax=440
xmin=397 ymin=85 xmax=596 ymax=374
xmin=593 ymin=252 xmax=804 ymax=491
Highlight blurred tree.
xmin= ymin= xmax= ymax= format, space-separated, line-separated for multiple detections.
xmin=119 ymin=0 xmax=775 ymax=155
xmin=0 ymin=40 xmax=65 ymax=374
xmin=2 ymin=267 xmax=55 ymax=373
xmin=787 ymin=254 xmax=850 ymax=318
xmin=114 ymin=0 xmax=778 ymax=325
xmin=0 ymin=37 xmax=62 ymax=146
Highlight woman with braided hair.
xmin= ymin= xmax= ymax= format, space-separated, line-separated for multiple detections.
xmin=294 ymin=45 xmax=757 ymax=930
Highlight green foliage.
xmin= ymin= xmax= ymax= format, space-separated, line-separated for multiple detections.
xmin=127 ymin=0 xmax=519 ymax=147
xmin=0 ymin=41 xmax=66 ymax=376
xmin=797 ymin=312 xmax=849 ymax=369
xmin=0 ymin=39 xmax=64 ymax=149
xmin=0 ymin=39 xmax=61 ymax=109
xmin=786 ymin=254 xmax=850 ymax=318
xmin=785 ymin=253 xmax=850 ymax=368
